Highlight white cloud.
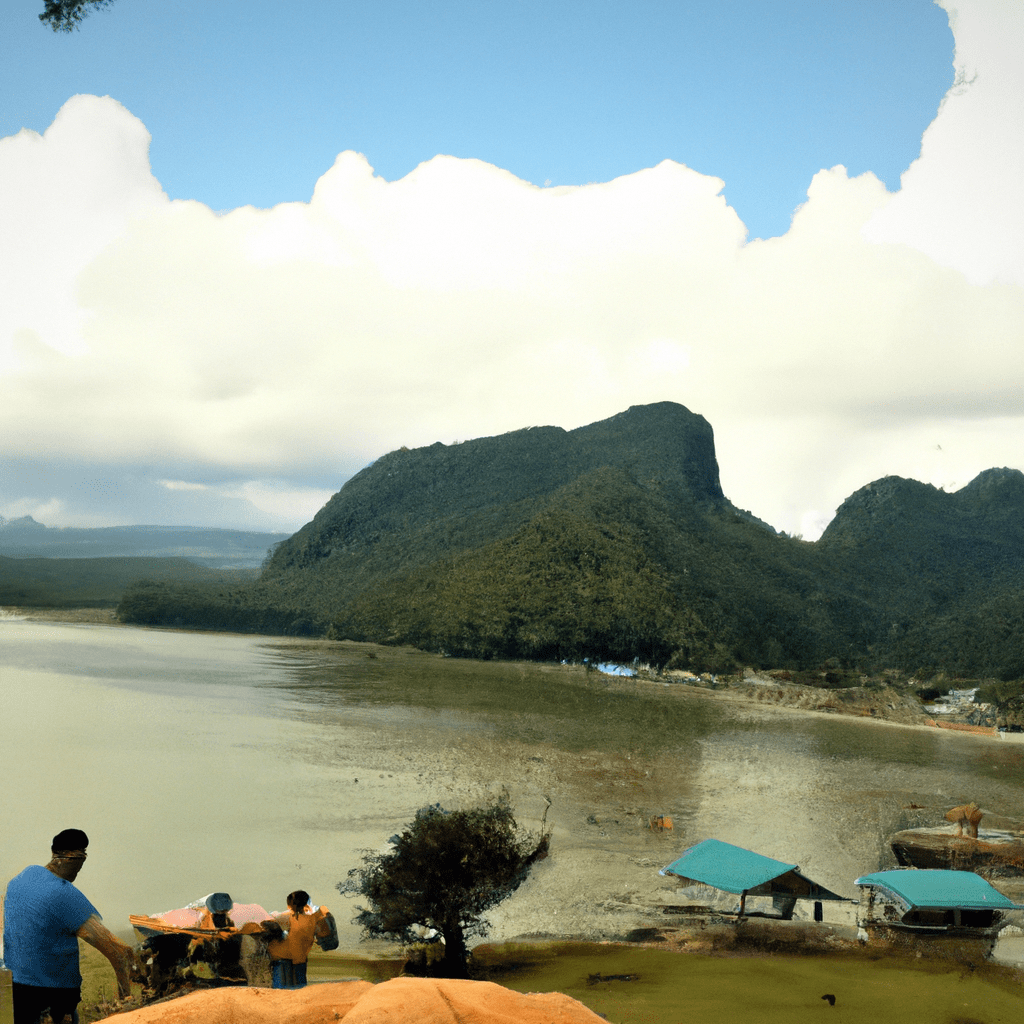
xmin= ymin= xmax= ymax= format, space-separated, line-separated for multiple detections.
xmin=160 ymin=478 xmax=333 ymax=528
xmin=159 ymin=479 xmax=209 ymax=492
xmin=0 ymin=94 xmax=166 ymax=371
xmin=0 ymin=0 xmax=1021 ymax=540
xmin=863 ymin=0 xmax=1024 ymax=286
xmin=0 ymin=497 xmax=66 ymax=524
xmin=225 ymin=481 xmax=337 ymax=526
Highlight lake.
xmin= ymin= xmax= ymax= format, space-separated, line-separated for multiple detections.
xmin=2 ymin=617 xmax=1022 ymax=951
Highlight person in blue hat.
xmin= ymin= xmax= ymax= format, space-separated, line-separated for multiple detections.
xmin=3 ymin=830 xmax=140 ymax=1024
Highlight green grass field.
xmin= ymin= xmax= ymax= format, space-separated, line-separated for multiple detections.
xmin=77 ymin=938 xmax=1024 ymax=1024
xmin=470 ymin=940 xmax=1024 ymax=1024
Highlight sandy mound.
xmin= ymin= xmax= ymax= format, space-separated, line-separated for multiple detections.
xmin=106 ymin=983 xmax=373 ymax=1024
xmin=108 ymin=978 xmax=606 ymax=1023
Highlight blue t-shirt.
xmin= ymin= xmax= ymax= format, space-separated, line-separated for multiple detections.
xmin=3 ymin=865 xmax=99 ymax=988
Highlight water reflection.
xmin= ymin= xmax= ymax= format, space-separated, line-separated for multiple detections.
xmin=261 ymin=641 xmax=730 ymax=757
xmin=2 ymin=621 xmax=1022 ymax=953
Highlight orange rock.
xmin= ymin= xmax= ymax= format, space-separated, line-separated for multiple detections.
xmin=104 ymin=978 xmax=607 ymax=1024
xmin=343 ymin=976 xmax=607 ymax=1023
xmin=107 ymin=981 xmax=373 ymax=1024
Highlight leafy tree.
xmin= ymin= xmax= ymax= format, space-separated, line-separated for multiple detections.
xmin=40 ymin=0 xmax=114 ymax=32
xmin=338 ymin=796 xmax=550 ymax=978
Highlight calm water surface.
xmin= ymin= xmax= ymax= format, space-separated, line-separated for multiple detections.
xmin=2 ymin=619 xmax=1022 ymax=949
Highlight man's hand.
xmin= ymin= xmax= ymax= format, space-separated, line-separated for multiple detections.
xmin=77 ymin=914 xmax=143 ymax=998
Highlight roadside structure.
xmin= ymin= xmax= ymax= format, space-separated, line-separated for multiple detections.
xmin=855 ymin=868 xmax=1022 ymax=951
xmin=660 ymin=838 xmax=849 ymax=920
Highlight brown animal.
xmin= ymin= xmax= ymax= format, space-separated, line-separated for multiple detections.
xmin=945 ymin=801 xmax=983 ymax=838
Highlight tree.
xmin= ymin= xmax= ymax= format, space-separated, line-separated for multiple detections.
xmin=40 ymin=0 xmax=114 ymax=32
xmin=338 ymin=795 xmax=550 ymax=978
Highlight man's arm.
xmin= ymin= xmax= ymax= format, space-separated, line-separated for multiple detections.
xmin=76 ymin=914 xmax=140 ymax=997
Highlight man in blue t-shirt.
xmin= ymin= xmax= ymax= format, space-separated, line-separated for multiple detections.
xmin=3 ymin=829 xmax=140 ymax=1024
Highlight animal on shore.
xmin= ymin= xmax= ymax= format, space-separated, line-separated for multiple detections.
xmin=945 ymin=802 xmax=983 ymax=838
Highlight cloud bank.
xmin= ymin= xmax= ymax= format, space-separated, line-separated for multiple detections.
xmin=1 ymin=0 xmax=1021 ymax=537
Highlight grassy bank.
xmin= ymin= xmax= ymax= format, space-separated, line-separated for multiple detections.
xmin=78 ymin=933 xmax=1024 ymax=1024
xmin=472 ymin=939 xmax=1024 ymax=1024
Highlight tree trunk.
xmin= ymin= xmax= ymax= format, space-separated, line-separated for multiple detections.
xmin=437 ymin=923 xmax=470 ymax=979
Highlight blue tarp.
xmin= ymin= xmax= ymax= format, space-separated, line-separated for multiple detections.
xmin=596 ymin=663 xmax=636 ymax=677
xmin=855 ymin=869 xmax=1022 ymax=911
xmin=660 ymin=838 xmax=848 ymax=900
xmin=660 ymin=839 xmax=799 ymax=895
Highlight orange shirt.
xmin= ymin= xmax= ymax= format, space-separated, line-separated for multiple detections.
xmin=270 ymin=906 xmax=328 ymax=964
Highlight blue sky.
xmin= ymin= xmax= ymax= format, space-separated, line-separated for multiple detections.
xmin=1 ymin=0 xmax=1023 ymax=538
xmin=4 ymin=1 xmax=952 ymax=239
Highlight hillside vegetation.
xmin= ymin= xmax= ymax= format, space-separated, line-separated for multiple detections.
xmin=0 ymin=555 xmax=257 ymax=609
xmin=116 ymin=403 xmax=1024 ymax=682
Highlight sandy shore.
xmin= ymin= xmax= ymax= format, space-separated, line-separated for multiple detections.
xmin=4 ymin=606 xmax=123 ymax=625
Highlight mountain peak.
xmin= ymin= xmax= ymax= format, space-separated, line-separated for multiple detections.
xmin=959 ymin=467 xmax=1024 ymax=504
xmin=268 ymin=401 xmax=726 ymax=576
xmin=0 ymin=515 xmax=46 ymax=530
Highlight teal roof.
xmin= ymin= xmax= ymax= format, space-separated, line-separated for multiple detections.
xmin=856 ymin=870 xmax=1021 ymax=911
xmin=660 ymin=839 xmax=799 ymax=895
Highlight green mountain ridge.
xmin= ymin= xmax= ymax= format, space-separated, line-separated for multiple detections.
xmin=117 ymin=403 xmax=1024 ymax=679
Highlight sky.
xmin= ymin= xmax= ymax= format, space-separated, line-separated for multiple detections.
xmin=1 ymin=0 xmax=1022 ymax=539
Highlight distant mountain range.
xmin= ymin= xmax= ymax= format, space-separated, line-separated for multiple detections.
xmin=114 ymin=402 xmax=1024 ymax=680
xmin=0 ymin=519 xmax=290 ymax=569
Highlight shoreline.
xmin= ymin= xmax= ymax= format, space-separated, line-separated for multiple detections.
xmin=3 ymin=605 xmax=123 ymax=625
xmin=4 ymin=605 xmax=1011 ymax=741
xmin=14 ymin=607 xmax=1024 ymax=988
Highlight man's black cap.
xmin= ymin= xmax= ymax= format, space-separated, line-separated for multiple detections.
xmin=51 ymin=829 xmax=90 ymax=852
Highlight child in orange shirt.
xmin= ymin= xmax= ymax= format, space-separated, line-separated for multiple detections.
xmin=269 ymin=890 xmax=330 ymax=989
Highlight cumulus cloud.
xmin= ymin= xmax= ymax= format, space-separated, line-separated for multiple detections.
xmin=0 ymin=94 xmax=166 ymax=371
xmin=864 ymin=0 xmax=1024 ymax=287
xmin=0 ymin=0 xmax=1021 ymax=537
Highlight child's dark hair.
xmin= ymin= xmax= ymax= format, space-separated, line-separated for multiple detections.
xmin=287 ymin=890 xmax=310 ymax=911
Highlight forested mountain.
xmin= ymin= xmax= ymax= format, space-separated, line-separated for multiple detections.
xmin=117 ymin=403 xmax=1024 ymax=680
xmin=818 ymin=468 xmax=1024 ymax=678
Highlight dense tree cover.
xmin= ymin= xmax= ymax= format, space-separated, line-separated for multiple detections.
xmin=817 ymin=469 xmax=1024 ymax=678
xmin=338 ymin=796 xmax=549 ymax=978
xmin=40 ymin=0 xmax=114 ymax=31
xmin=115 ymin=405 xmax=1024 ymax=682
xmin=0 ymin=555 xmax=252 ymax=609
xmin=117 ymin=578 xmax=322 ymax=636
xmin=333 ymin=505 xmax=678 ymax=663
xmin=325 ymin=466 xmax=861 ymax=671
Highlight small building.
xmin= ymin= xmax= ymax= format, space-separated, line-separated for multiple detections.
xmin=660 ymin=838 xmax=849 ymax=920
xmin=855 ymin=868 xmax=1022 ymax=947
